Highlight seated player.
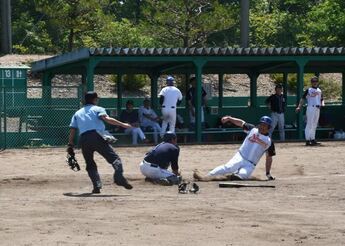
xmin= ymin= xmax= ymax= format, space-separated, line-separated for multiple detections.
xmin=193 ymin=115 xmax=276 ymax=181
xmin=138 ymin=98 xmax=161 ymax=144
xmin=139 ymin=131 xmax=181 ymax=185
xmin=120 ymin=100 xmax=148 ymax=145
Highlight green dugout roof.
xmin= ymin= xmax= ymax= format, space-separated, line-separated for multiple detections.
xmin=30 ymin=47 xmax=345 ymax=142
xmin=31 ymin=47 xmax=345 ymax=75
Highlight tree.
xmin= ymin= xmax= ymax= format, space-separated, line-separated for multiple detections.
xmin=141 ymin=0 xmax=236 ymax=47
xmin=35 ymin=0 xmax=108 ymax=52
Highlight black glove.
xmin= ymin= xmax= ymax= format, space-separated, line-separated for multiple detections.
xmin=67 ymin=144 xmax=75 ymax=156
xmin=266 ymin=172 xmax=275 ymax=181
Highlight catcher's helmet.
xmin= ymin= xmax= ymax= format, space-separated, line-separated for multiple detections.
xmin=259 ymin=116 xmax=272 ymax=127
xmin=166 ymin=76 xmax=175 ymax=86
xmin=163 ymin=131 xmax=177 ymax=142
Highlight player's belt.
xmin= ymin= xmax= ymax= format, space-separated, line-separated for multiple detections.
xmin=143 ymin=160 xmax=159 ymax=168
xmin=310 ymin=105 xmax=320 ymax=108
xmin=162 ymin=106 xmax=175 ymax=108
xmin=238 ymin=151 xmax=256 ymax=166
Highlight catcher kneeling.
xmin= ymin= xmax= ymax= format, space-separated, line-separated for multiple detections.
xmin=194 ymin=115 xmax=276 ymax=182
xmin=140 ymin=131 xmax=181 ymax=185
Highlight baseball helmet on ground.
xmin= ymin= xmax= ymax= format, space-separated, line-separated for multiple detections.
xmin=166 ymin=76 xmax=175 ymax=85
xmin=259 ymin=116 xmax=272 ymax=127
xmin=163 ymin=131 xmax=177 ymax=142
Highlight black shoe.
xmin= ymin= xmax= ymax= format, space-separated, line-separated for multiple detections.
xmin=92 ymin=187 xmax=101 ymax=194
xmin=310 ymin=140 xmax=321 ymax=146
xmin=305 ymin=141 xmax=311 ymax=146
xmin=114 ymin=175 xmax=133 ymax=190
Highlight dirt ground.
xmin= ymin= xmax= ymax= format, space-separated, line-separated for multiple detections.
xmin=1 ymin=141 xmax=345 ymax=246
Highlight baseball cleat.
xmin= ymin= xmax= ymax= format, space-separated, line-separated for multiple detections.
xmin=92 ymin=187 xmax=101 ymax=194
xmin=114 ymin=175 xmax=133 ymax=190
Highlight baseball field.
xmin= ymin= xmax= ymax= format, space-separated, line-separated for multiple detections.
xmin=1 ymin=141 xmax=345 ymax=246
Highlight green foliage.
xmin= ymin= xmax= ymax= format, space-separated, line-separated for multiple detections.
xmin=111 ymin=74 xmax=149 ymax=91
xmin=271 ymin=73 xmax=317 ymax=93
xmin=141 ymin=0 xmax=237 ymax=47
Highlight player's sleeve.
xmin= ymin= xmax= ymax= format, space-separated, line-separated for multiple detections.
xmin=69 ymin=114 xmax=78 ymax=129
xmin=302 ymin=89 xmax=309 ymax=99
xmin=267 ymin=142 xmax=276 ymax=156
xmin=178 ymin=89 xmax=183 ymax=100
xmin=158 ymin=88 xmax=165 ymax=96
xmin=242 ymin=123 xmax=255 ymax=132
xmin=170 ymin=146 xmax=180 ymax=171
xmin=97 ymin=107 xmax=108 ymax=117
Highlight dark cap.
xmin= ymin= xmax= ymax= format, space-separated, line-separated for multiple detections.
xmin=126 ymin=100 xmax=134 ymax=105
xmin=163 ymin=131 xmax=177 ymax=142
xmin=275 ymin=84 xmax=283 ymax=89
xmin=84 ymin=91 xmax=98 ymax=104
xmin=311 ymin=76 xmax=319 ymax=82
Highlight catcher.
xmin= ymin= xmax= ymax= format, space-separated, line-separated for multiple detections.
xmin=67 ymin=91 xmax=133 ymax=193
xmin=140 ymin=131 xmax=181 ymax=185
xmin=193 ymin=115 xmax=276 ymax=181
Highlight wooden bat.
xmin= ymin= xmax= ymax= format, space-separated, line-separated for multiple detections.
xmin=219 ymin=182 xmax=276 ymax=188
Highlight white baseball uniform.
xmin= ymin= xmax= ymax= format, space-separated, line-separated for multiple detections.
xmin=208 ymin=123 xmax=275 ymax=179
xmin=303 ymin=87 xmax=323 ymax=141
xmin=158 ymin=86 xmax=183 ymax=136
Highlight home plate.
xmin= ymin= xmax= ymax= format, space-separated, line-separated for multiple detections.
xmin=219 ymin=182 xmax=276 ymax=188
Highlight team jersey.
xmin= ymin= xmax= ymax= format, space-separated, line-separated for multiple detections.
xmin=238 ymin=123 xmax=275 ymax=165
xmin=144 ymin=142 xmax=180 ymax=171
xmin=186 ymin=87 xmax=207 ymax=107
xmin=69 ymin=105 xmax=108 ymax=135
xmin=302 ymin=87 xmax=323 ymax=106
xmin=158 ymin=86 xmax=183 ymax=108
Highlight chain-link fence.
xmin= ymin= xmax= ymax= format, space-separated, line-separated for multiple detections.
xmin=0 ymin=86 xmax=82 ymax=149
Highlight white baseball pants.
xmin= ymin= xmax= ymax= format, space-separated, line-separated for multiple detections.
xmin=161 ymin=107 xmax=176 ymax=137
xmin=269 ymin=112 xmax=285 ymax=141
xmin=208 ymin=152 xmax=255 ymax=180
xmin=305 ymin=106 xmax=320 ymax=141
xmin=189 ymin=106 xmax=204 ymax=124
xmin=140 ymin=161 xmax=174 ymax=180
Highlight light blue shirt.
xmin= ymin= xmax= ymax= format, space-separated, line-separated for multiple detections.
xmin=69 ymin=104 xmax=108 ymax=135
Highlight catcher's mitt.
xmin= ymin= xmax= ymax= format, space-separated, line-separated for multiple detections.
xmin=66 ymin=153 xmax=80 ymax=171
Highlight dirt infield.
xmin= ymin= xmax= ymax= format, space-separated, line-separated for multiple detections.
xmin=1 ymin=142 xmax=345 ymax=246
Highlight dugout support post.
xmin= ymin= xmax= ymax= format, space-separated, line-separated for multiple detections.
xmin=193 ymin=59 xmax=206 ymax=143
xmin=218 ymin=73 xmax=224 ymax=109
xmin=149 ymin=73 xmax=159 ymax=111
xmin=249 ymin=72 xmax=259 ymax=108
xmin=296 ymin=59 xmax=307 ymax=139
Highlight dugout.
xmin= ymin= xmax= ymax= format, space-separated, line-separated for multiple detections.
xmin=30 ymin=47 xmax=345 ymax=143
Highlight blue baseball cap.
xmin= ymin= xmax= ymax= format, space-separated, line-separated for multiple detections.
xmin=259 ymin=116 xmax=272 ymax=127
xmin=166 ymin=76 xmax=175 ymax=85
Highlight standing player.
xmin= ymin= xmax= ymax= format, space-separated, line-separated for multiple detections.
xmin=139 ymin=131 xmax=181 ymax=185
xmin=193 ymin=115 xmax=276 ymax=181
xmin=296 ymin=76 xmax=325 ymax=146
xmin=186 ymin=76 xmax=208 ymax=129
xmin=158 ymin=76 xmax=183 ymax=137
xmin=265 ymin=84 xmax=286 ymax=141
xmin=67 ymin=91 xmax=133 ymax=193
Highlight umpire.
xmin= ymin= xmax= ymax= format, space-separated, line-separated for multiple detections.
xmin=67 ymin=91 xmax=133 ymax=193
xmin=265 ymin=84 xmax=286 ymax=141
